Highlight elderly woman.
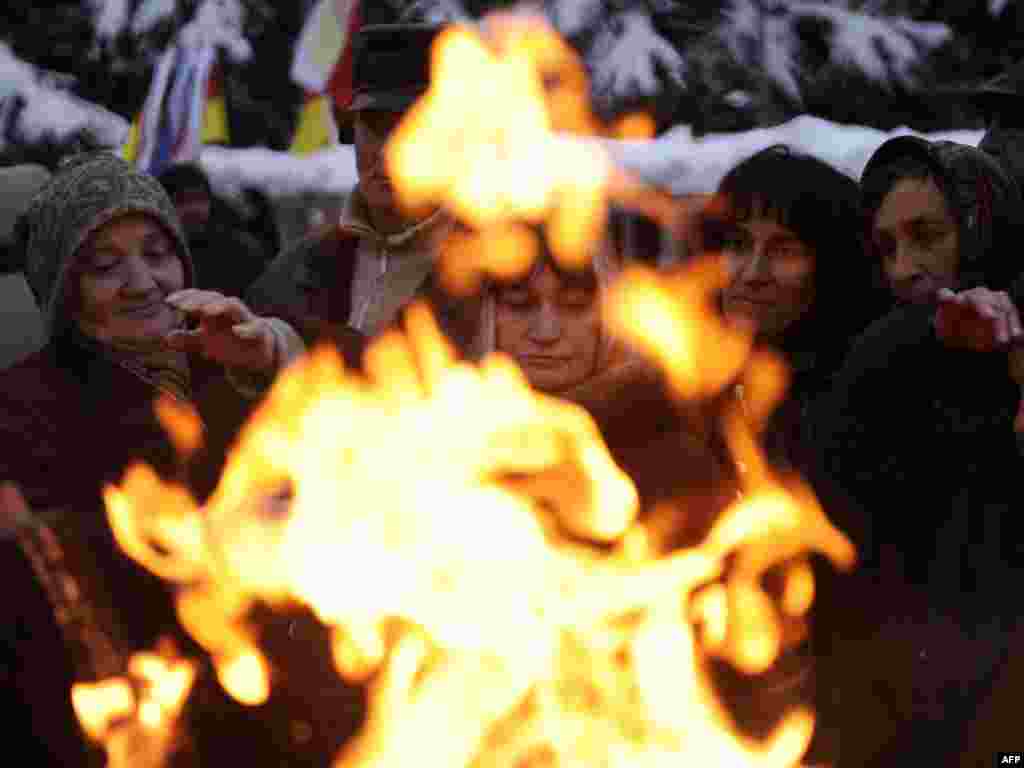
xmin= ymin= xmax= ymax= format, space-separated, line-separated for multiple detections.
xmin=0 ymin=153 xmax=362 ymax=766
xmin=812 ymin=138 xmax=1024 ymax=766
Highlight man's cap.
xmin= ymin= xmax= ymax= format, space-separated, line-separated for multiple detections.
xmin=349 ymin=24 xmax=446 ymax=113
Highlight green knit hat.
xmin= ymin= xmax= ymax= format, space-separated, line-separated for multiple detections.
xmin=14 ymin=152 xmax=195 ymax=338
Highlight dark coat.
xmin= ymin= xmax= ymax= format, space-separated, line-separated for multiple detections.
xmin=0 ymin=335 xmax=364 ymax=767
xmin=246 ymin=224 xmax=361 ymax=345
xmin=565 ymin=362 xmax=815 ymax=744
xmin=809 ymin=303 xmax=1024 ymax=766
xmin=246 ymin=223 xmax=479 ymax=358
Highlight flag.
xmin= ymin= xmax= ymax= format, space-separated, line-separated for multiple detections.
xmin=289 ymin=92 xmax=338 ymax=155
xmin=124 ymin=44 xmax=228 ymax=176
xmin=291 ymin=0 xmax=362 ymax=112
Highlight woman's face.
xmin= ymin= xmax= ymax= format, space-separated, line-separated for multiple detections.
xmin=718 ymin=211 xmax=816 ymax=340
xmin=74 ymin=214 xmax=185 ymax=343
xmin=495 ymin=261 xmax=601 ymax=394
xmin=872 ymin=176 xmax=959 ymax=303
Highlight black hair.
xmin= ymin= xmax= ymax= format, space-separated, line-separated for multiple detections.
xmin=860 ymin=153 xmax=935 ymax=231
xmin=156 ymin=163 xmax=212 ymax=201
xmin=706 ymin=145 xmax=886 ymax=373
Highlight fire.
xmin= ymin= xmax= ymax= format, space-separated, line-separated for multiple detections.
xmin=87 ymin=296 xmax=851 ymax=767
xmin=71 ymin=643 xmax=196 ymax=768
xmin=387 ymin=14 xmax=658 ymax=289
xmin=74 ymin=10 xmax=857 ymax=768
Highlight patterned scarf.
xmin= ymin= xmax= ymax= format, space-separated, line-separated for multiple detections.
xmin=70 ymin=321 xmax=193 ymax=404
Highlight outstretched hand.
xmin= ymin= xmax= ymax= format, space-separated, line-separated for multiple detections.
xmin=934 ymin=287 xmax=1024 ymax=351
xmin=163 ymin=290 xmax=277 ymax=373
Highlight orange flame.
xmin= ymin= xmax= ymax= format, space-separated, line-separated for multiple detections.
xmin=386 ymin=16 xmax=639 ymax=288
xmin=71 ymin=645 xmax=196 ymax=768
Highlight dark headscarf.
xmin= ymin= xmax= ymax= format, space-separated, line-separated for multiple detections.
xmin=861 ymin=136 xmax=1024 ymax=294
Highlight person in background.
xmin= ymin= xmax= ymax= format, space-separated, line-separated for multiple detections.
xmin=0 ymin=152 xmax=367 ymax=767
xmin=699 ymin=145 xmax=885 ymax=472
xmin=247 ymin=24 xmax=466 ymax=354
xmin=157 ymin=162 xmax=272 ymax=300
xmin=973 ymin=58 xmax=1024 ymax=195
xmin=683 ymin=146 xmax=886 ymax=762
xmin=0 ymin=163 xmax=51 ymax=368
xmin=813 ymin=137 xmax=1024 ymax=766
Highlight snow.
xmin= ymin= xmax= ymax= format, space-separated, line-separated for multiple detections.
xmin=89 ymin=0 xmax=132 ymax=48
xmin=401 ymin=0 xmax=470 ymax=22
xmin=131 ymin=0 xmax=179 ymax=36
xmin=590 ymin=10 xmax=686 ymax=100
xmin=719 ymin=0 xmax=951 ymax=102
xmin=603 ymin=115 xmax=982 ymax=195
xmin=178 ymin=0 xmax=252 ymax=63
xmin=0 ymin=43 xmax=129 ymax=151
xmin=193 ymin=115 xmax=982 ymax=205
xmin=794 ymin=3 xmax=951 ymax=88
xmin=198 ymin=144 xmax=357 ymax=201
xmin=990 ymin=0 xmax=1011 ymax=16
xmin=722 ymin=0 xmax=803 ymax=102
xmin=548 ymin=0 xmax=605 ymax=38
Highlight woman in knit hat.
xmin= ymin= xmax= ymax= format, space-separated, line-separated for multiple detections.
xmin=0 ymin=153 xmax=368 ymax=767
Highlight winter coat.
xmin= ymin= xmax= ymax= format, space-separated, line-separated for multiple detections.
xmin=246 ymin=188 xmax=474 ymax=352
xmin=564 ymin=360 xmax=818 ymax=746
xmin=809 ymin=302 xmax=1024 ymax=767
xmin=0 ymin=334 xmax=365 ymax=767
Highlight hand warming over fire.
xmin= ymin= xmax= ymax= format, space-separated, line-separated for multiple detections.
xmin=934 ymin=286 xmax=1024 ymax=350
xmin=163 ymin=289 xmax=303 ymax=373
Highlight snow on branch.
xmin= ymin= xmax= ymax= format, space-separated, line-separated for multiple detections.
xmin=88 ymin=0 xmax=133 ymax=50
xmin=398 ymin=0 xmax=470 ymax=23
xmin=547 ymin=0 xmax=605 ymax=39
xmin=792 ymin=1 xmax=951 ymax=89
xmin=178 ymin=0 xmax=252 ymax=62
xmin=0 ymin=43 xmax=129 ymax=151
xmin=131 ymin=0 xmax=179 ymax=36
xmin=720 ymin=0 xmax=951 ymax=103
xmin=590 ymin=9 xmax=686 ymax=103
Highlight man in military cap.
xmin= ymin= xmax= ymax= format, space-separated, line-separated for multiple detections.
xmin=247 ymin=23 xmax=472 ymax=354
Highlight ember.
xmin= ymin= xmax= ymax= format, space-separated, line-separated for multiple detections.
xmin=78 ymin=11 xmax=855 ymax=768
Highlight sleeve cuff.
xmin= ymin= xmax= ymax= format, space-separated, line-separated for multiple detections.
xmin=226 ymin=318 xmax=306 ymax=399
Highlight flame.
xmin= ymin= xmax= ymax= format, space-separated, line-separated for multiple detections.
xmin=71 ymin=644 xmax=197 ymax=768
xmin=605 ymin=261 xmax=753 ymax=400
xmin=386 ymin=16 xmax=620 ymax=288
xmin=78 ymin=11 xmax=857 ymax=768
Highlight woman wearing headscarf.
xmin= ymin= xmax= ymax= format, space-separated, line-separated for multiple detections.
xmin=812 ymin=137 xmax=1024 ymax=766
xmin=0 ymin=153 xmax=364 ymax=766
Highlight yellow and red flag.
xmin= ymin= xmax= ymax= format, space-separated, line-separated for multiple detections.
xmin=288 ymin=0 xmax=361 ymax=154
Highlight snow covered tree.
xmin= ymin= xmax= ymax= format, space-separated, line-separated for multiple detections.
xmin=378 ymin=0 xmax=967 ymax=132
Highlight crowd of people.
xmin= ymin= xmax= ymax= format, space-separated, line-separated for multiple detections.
xmin=1 ymin=20 xmax=1023 ymax=768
